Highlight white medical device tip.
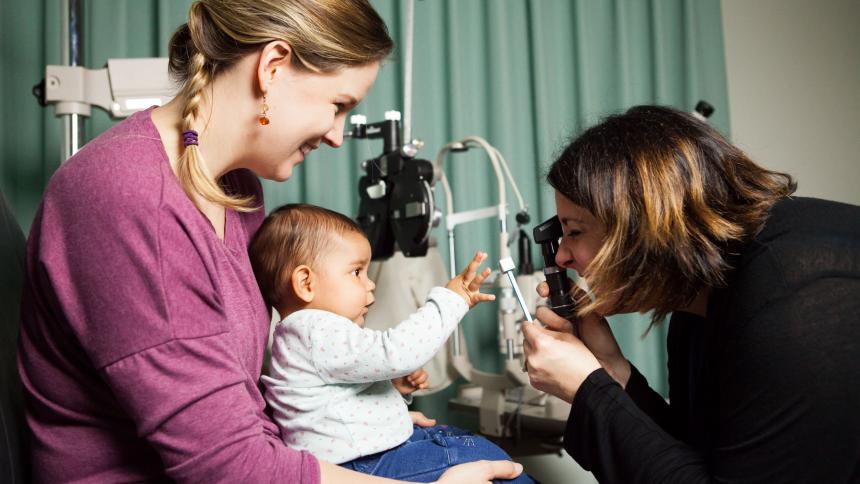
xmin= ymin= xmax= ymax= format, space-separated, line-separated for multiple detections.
xmin=498 ymin=258 xmax=533 ymax=323
xmin=350 ymin=114 xmax=367 ymax=125
xmin=384 ymin=110 xmax=402 ymax=121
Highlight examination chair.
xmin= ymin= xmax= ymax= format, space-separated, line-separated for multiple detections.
xmin=0 ymin=189 xmax=27 ymax=483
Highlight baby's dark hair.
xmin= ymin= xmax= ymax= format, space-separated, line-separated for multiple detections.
xmin=249 ymin=203 xmax=365 ymax=310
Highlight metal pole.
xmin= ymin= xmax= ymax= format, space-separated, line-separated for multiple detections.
xmin=62 ymin=0 xmax=84 ymax=160
xmin=448 ymin=229 xmax=462 ymax=356
xmin=402 ymin=0 xmax=414 ymax=144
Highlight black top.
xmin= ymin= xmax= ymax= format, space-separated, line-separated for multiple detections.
xmin=564 ymin=197 xmax=860 ymax=483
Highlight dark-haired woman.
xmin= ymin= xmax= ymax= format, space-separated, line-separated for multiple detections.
xmin=522 ymin=105 xmax=860 ymax=483
xmin=17 ymin=1 xmax=522 ymax=482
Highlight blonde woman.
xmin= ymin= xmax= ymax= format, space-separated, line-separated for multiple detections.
xmin=17 ymin=1 xmax=523 ymax=483
xmin=522 ymin=105 xmax=860 ymax=483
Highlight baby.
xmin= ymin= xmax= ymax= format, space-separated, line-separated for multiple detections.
xmin=250 ymin=204 xmax=534 ymax=483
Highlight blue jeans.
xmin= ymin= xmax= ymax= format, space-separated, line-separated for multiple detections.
xmin=340 ymin=425 xmax=536 ymax=483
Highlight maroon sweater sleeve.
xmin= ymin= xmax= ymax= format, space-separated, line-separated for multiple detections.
xmin=18 ymin=110 xmax=319 ymax=483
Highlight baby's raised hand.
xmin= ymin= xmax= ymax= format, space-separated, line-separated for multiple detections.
xmin=446 ymin=251 xmax=496 ymax=308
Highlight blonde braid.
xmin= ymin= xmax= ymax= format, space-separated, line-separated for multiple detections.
xmin=175 ymin=8 xmax=255 ymax=212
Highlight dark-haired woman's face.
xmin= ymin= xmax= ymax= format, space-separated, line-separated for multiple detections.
xmin=554 ymin=191 xmax=606 ymax=279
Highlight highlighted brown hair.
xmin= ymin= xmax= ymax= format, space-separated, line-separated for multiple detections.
xmin=249 ymin=204 xmax=365 ymax=310
xmin=167 ymin=0 xmax=394 ymax=212
xmin=547 ymin=105 xmax=796 ymax=324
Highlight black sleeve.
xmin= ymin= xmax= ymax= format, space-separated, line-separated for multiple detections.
xmin=564 ymin=369 xmax=710 ymax=484
xmin=624 ymin=363 xmax=673 ymax=434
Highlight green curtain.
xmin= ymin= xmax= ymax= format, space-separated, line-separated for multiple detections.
xmin=1 ymin=0 xmax=730 ymax=419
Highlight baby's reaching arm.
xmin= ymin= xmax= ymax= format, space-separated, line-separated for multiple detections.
xmin=307 ymin=252 xmax=494 ymax=384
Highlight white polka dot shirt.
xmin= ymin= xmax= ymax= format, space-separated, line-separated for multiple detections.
xmin=263 ymin=287 xmax=468 ymax=464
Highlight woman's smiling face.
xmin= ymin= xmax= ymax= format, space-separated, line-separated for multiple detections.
xmin=246 ymin=60 xmax=379 ymax=182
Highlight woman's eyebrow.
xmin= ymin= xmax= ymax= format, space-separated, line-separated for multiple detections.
xmin=560 ymin=216 xmax=585 ymax=225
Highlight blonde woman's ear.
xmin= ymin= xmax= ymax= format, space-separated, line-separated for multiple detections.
xmin=291 ymin=265 xmax=315 ymax=303
xmin=256 ymin=40 xmax=293 ymax=92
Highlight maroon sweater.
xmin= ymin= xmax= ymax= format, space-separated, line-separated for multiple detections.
xmin=17 ymin=109 xmax=320 ymax=483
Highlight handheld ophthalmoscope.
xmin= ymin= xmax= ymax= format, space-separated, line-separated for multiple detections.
xmin=532 ymin=216 xmax=576 ymax=319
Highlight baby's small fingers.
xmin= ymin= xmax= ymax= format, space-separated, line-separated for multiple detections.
xmin=467 ymin=251 xmax=485 ymax=267
xmin=476 ymin=266 xmax=492 ymax=283
xmin=460 ymin=251 xmax=486 ymax=281
xmin=469 ymin=267 xmax=492 ymax=291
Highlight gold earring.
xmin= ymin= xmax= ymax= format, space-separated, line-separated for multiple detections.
xmin=259 ymin=95 xmax=270 ymax=126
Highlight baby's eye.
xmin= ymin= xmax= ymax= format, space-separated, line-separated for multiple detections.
xmin=335 ymin=103 xmax=347 ymax=114
xmin=353 ymin=268 xmax=361 ymax=277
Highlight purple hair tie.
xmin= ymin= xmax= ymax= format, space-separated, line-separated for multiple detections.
xmin=182 ymin=129 xmax=199 ymax=147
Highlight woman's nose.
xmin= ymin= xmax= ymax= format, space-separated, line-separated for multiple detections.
xmin=322 ymin=118 xmax=346 ymax=148
xmin=555 ymin=241 xmax=574 ymax=269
